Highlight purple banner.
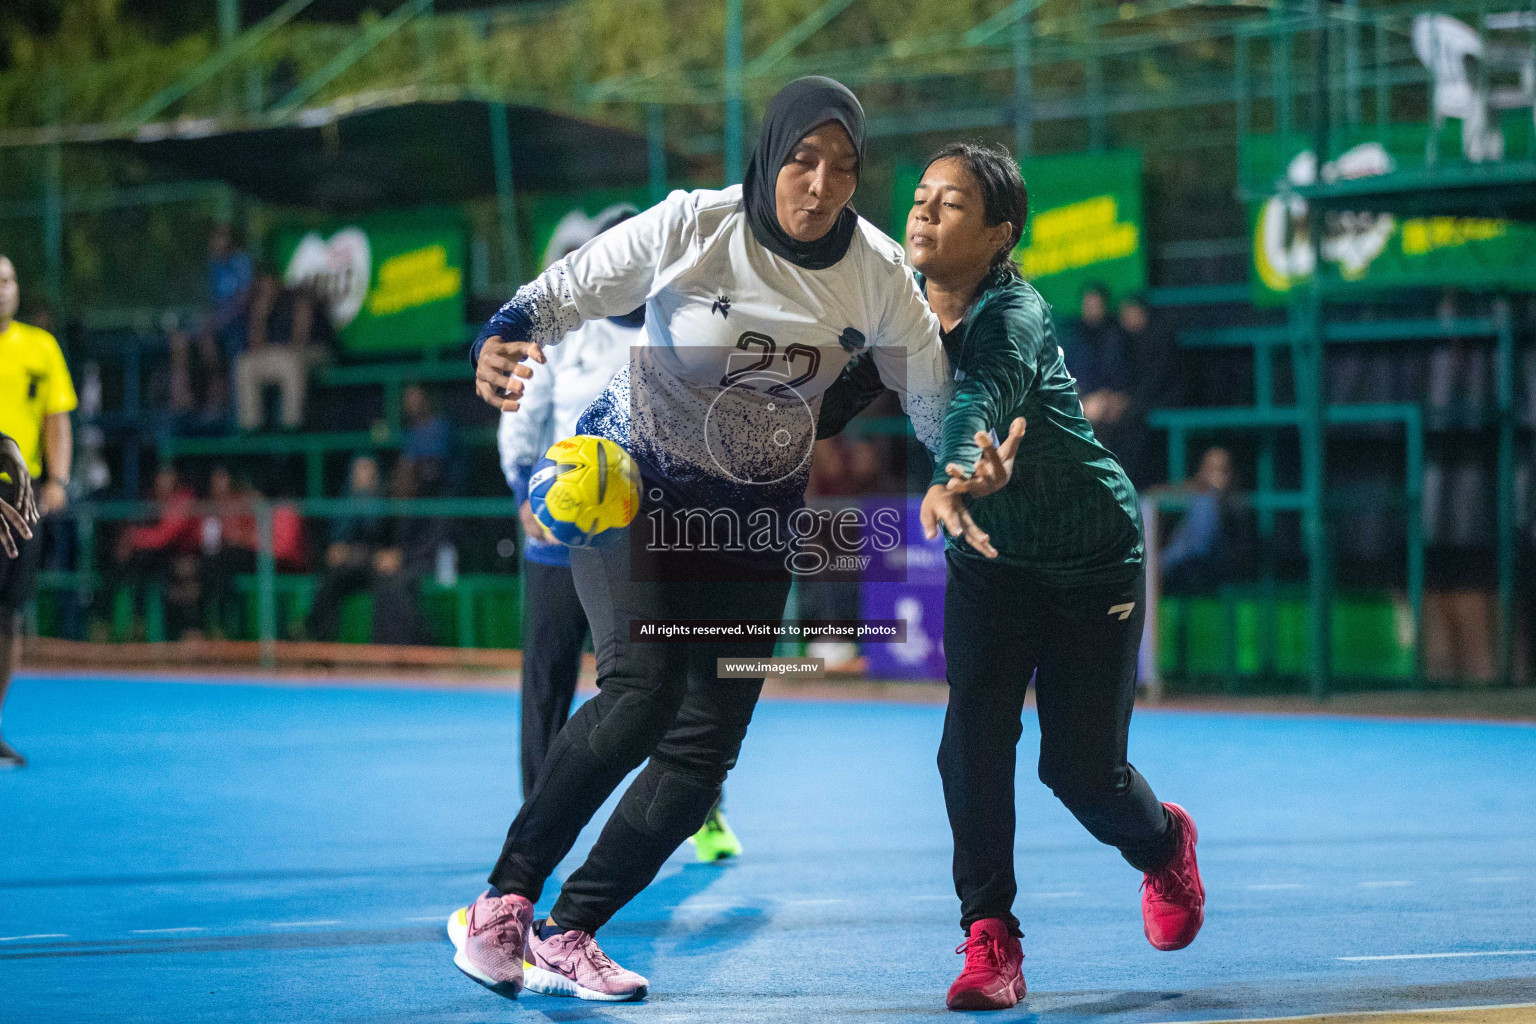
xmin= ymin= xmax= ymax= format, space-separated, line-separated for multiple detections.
xmin=861 ymin=496 xmax=947 ymax=679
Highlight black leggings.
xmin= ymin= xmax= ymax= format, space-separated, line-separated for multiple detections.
xmin=489 ymin=532 xmax=790 ymax=933
xmin=939 ymin=551 xmax=1174 ymax=937
xmin=518 ymin=560 xmax=589 ymax=799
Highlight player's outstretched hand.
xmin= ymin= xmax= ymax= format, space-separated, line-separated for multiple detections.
xmin=920 ymin=483 xmax=996 ymax=559
xmin=944 ymin=416 xmax=1026 ymax=498
xmin=475 ymin=336 xmax=546 ymax=412
xmin=0 ymin=434 xmax=37 ymax=557
xmin=0 ymin=496 xmax=32 ymax=559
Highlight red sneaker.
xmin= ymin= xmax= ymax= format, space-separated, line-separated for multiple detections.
xmin=1141 ymin=802 xmax=1205 ymax=950
xmin=946 ymin=919 xmax=1026 ymax=1011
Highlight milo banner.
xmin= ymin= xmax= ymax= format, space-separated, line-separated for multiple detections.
xmin=1250 ymin=128 xmax=1536 ymax=302
xmin=525 ymin=187 xmax=650 ymax=272
xmin=893 ymin=149 xmax=1146 ymax=308
xmin=273 ymin=210 xmax=467 ymax=355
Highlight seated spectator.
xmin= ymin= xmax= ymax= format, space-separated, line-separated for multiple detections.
xmin=373 ymin=458 xmax=446 ymax=645
xmin=112 ymin=465 xmax=199 ymax=639
xmin=198 ymin=465 xmax=258 ymax=639
xmin=1063 ymin=283 xmax=1128 ymax=424
xmin=203 ymin=222 xmax=253 ymax=370
xmin=305 ymin=456 xmax=386 ymax=641
xmin=1158 ymin=447 xmax=1240 ymax=594
xmin=400 ymin=384 xmax=453 ymax=493
xmin=304 ymin=456 xmax=436 ymax=645
xmin=1108 ymin=293 xmax=1187 ymax=489
xmin=166 ymin=318 xmax=228 ymax=433
xmin=235 ymin=271 xmax=331 ymax=431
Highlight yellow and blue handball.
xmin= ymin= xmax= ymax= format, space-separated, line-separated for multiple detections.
xmin=528 ymin=435 xmax=641 ymax=547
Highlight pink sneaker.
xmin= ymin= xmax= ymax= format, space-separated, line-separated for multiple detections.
xmin=1141 ymin=802 xmax=1205 ymax=951
xmin=946 ymin=919 xmax=1026 ymax=1011
xmin=453 ymin=889 xmax=535 ymax=999
xmin=524 ymin=925 xmax=649 ymax=1002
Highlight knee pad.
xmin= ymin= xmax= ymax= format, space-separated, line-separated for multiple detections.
xmin=617 ymin=761 xmax=721 ymax=842
xmin=579 ymin=684 xmax=686 ymax=765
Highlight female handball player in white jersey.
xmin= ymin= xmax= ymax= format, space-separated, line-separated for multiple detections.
xmin=454 ymin=76 xmax=970 ymax=1002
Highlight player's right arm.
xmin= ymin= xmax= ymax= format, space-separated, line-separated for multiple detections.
xmin=472 ymin=192 xmax=694 ymax=411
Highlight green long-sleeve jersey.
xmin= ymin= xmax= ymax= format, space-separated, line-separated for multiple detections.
xmin=817 ymin=268 xmax=1144 ymax=586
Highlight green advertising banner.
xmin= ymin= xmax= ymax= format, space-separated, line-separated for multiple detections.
xmin=273 ymin=210 xmax=467 ymax=355
xmin=525 ymin=187 xmax=650 ymax=272
xmin=893 ymin=149 xmax=1146 ymax=309
xmin=1249 ymin=128 xmax=1536 ymax=302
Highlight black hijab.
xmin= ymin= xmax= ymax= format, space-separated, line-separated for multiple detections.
xmin=741 ymin=76 xmax=866 ymax=270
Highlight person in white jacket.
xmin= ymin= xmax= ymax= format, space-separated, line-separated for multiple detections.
xmin=497 ymin=204 xmax=642 ymax=804
xmin=455 ymin=77 xmax=960 ymax=1003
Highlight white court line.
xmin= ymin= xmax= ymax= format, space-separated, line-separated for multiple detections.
xmin=0 ymin=933 xmax=67 ymax=942
xmin=1358 ymin=880 xmax=1412 ymax=888
xmin=1247 ymin=883 xmax=1308 ymax=891
xmin=268 ymin=920 xmax=341 ymax=928
xmin=669 ymin=902 xmax=739 ymax=911
xmin=406 ymin=914 xmax=455 ymax=922
xmin=911 ymin=894 xmax=954 ymax=902
xmin=784 ymin=898 xmax=847 ymax=906
xmin=1147 ymin=1000 xmax=1536 ymax=1023
xmin=130 ymin=927 xmax=205 ymax=934
xmin=1026 ymin=892 xmax=1084 ymax=898
xmin=1339 ymin=949 xmax=1536 ymax=962
xmin=1468 ymin=875 xmax=1518 ymax=883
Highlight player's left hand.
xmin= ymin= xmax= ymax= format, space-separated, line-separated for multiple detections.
xmin=920 ymin=483 xmax=996 ymax=559
xmin=475 ymin=336 xmax=545 ymax=412
xmin=944 ymin=416 xmax=1025 ymax=498
xmin=39 ymin=479 xmax=67 ymax=516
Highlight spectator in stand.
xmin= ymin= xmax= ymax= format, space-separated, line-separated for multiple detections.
xmin=1108 ymin=294 xmax=1187 ymax=489
xmin=112 ymin=465 xmax=199 ymax=638
xmin=167 ymin=317 xmax=228 ymax=432
xmin=1158 ymin=447 xmax=1240 ymax=595
xmin=198 ymin=465 xmax=258 ymax=639
xmin=306 ymin=455 xmax=386 ymax=642
xmin=235 ymin=271 xmax=330 ymax=431
xmin=1063 ymin=283 xmax=1128 ymax=421
xmin=305 ymin=455 xmax=434 ymax=645
xmin=400 ymin=384 xmax=453 ymax=494
xmin=372 ymin=457 xmax=443 ymax=646
xmin=204 ymin=223 xmax=253 ymax=370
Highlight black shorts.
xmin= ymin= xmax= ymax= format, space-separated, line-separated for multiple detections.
xmin=0 ymin=526 xmax=42 ymax=614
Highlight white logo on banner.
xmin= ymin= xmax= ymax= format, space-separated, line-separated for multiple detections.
xmin=285 ymin=228 xmax=371 ymax=329
xmin=1254 ymin=143 xmax=1397 ymax=292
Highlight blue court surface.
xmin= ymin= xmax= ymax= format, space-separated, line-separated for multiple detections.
xmin=2 ymin=674 xmax=1534 ymax=1023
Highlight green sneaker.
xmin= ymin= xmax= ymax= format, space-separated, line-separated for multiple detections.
xmin=689 ymin=806 xmax=743 ymax=862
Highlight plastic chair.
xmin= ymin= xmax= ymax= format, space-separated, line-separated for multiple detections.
xmin=1412 ymin=14 xmax=1501 ymax=162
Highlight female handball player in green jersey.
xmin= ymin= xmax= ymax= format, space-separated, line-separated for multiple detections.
xmin=818 ymin=141 xmax=1206 ymax=1011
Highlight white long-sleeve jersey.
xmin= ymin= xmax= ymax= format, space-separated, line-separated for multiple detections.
xmin=497 ymin=316 xmax=639 ymax=566
xmin=478 ymin=185 xmax=950 ymax=513
xmin=497 ymin=316 xmax=641 ymax=482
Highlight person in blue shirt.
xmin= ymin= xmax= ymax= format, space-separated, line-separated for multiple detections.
xmin=205 ymin=223 xmax=253 ymax=369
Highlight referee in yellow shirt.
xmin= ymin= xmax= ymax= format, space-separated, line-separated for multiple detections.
xmin=0 ymin=255 xmax=75 ymax=768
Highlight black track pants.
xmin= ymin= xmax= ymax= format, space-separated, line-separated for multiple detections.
xmin=488 ymin=534 xmax=789 ymax=933
xmin=938 ymin=551 xmax=1174 ymax=937
xmin=519 ymin=560 xmax=589 ymax=799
